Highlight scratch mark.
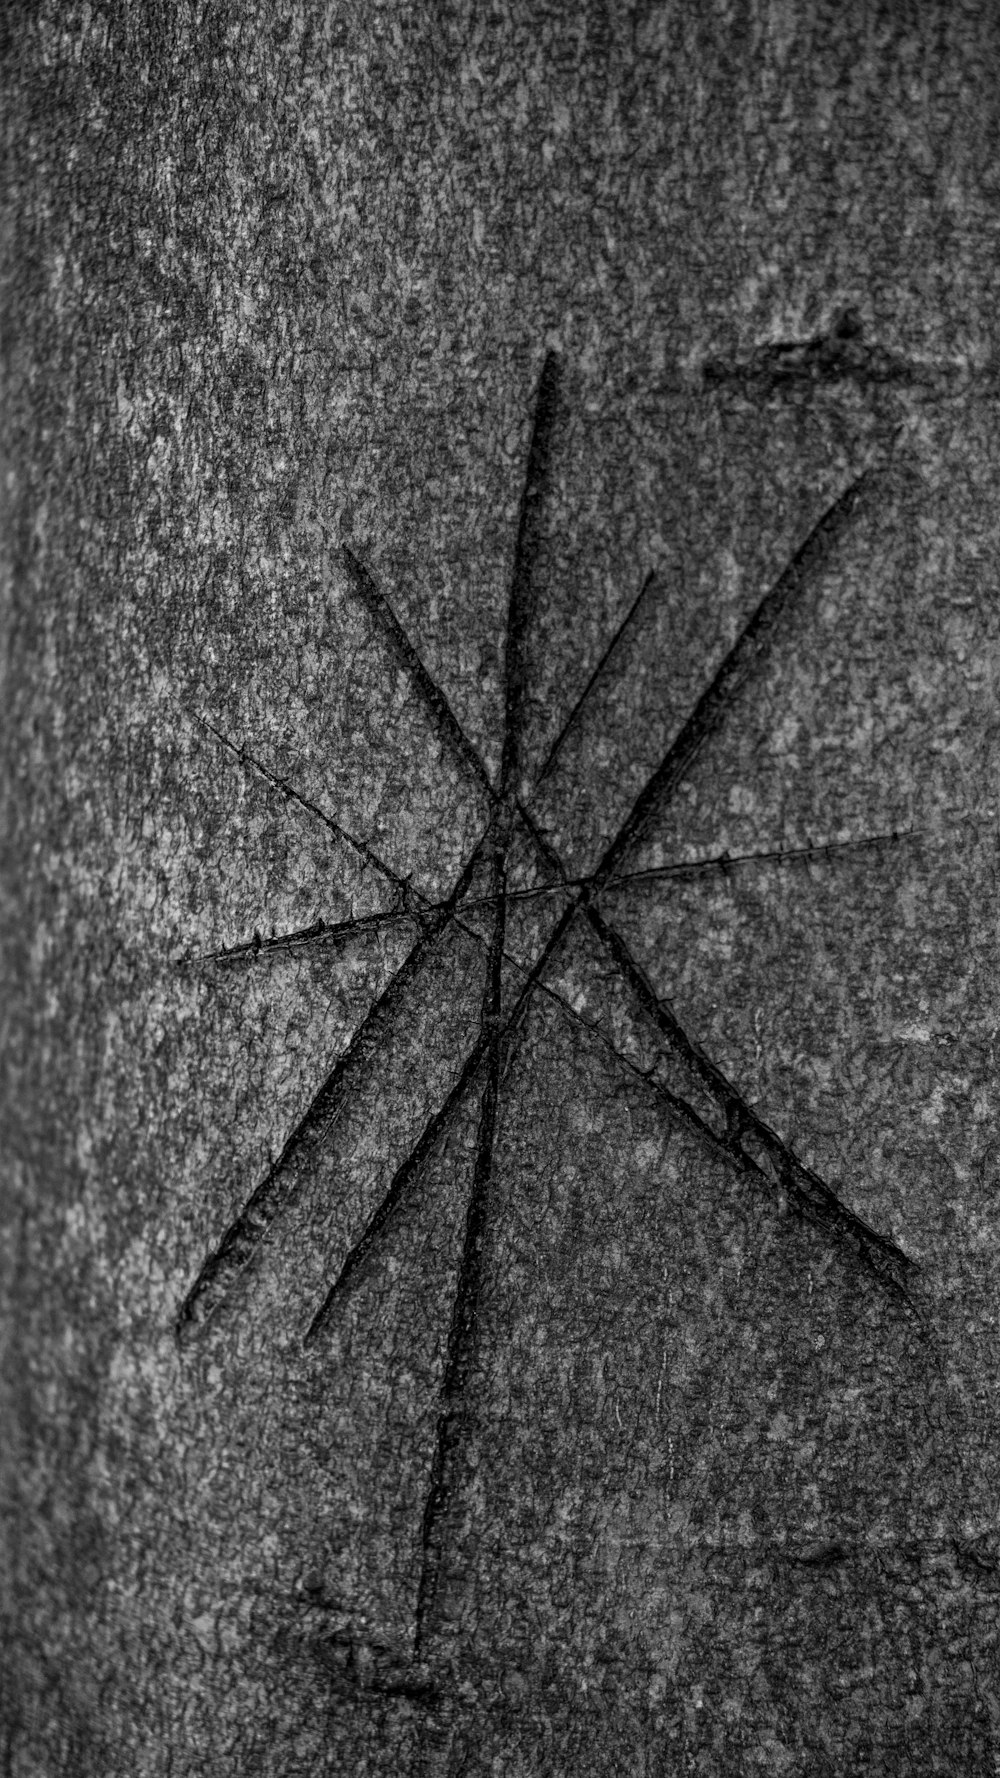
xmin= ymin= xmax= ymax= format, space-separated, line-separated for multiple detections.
xmin=192 ymin=825 xmax=919 ymax=968
xmin=197 ymin=716 xmax=407 ymax=896
xmin=176 ymin=922 xmax=446 ymax=1340
xmin=603 ymin=826 xmax=921 ymax=891
xmin=703 ymin=311 xmax=1000 ymax=405
xmin=303 ymin=1029 xmax=491 ymax=1346
xmin=787 ymin=1539 xmax=848 ymax=1568
xmin=583 ymin=898 xmax=914 ymax=1290
xmin=342 ymin=546 xmax=495 ymax=800
xmin=703 ymin=310 xmax=918 ymax=394
xmin=198 ymin=910 xmax=419 ymax=966
xmin=534 ymin=568 xmax=658 ymax=788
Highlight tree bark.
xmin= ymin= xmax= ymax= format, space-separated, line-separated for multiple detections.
xmin=4 ymin=4 xmax=1000 ymax=1773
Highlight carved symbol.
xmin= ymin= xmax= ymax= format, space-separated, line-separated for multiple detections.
xmin=177 ymin=350 xmax=923 ymax=1710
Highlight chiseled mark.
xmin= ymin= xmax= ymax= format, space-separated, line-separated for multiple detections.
xmin=534 ymin=566 xmax=659 ymax=790
xmin=194 ymin=825 xmax=918 ymax=970
xmin=177 ymin=349 xmax=931 ymax=1717
xmin=302 ymin=1030 xmax=491 ymax=1347
xmin=195 ymin=715 xmax=409 ymax=898
xmin=341 ymin=544 xmax=495 ymax=802
xmin=787 ymin=1539 xmax=848 ymax=1569
xmin=703 ymin=309 xmax=910 ymax=393
xmin=703 ymin=308 xmax=1000 ymax=404
xmin=613 ymin=826 xmax=920 ymax=889
xmin=500 ymin=349 xmax=561 ymax=797
xmin=309 ymin=1631 xmax=441 ymax=1712
xmin=584 ymin=900 xmax=915 ymax=1302
xmin=198 ymin=908 xmax=418 ymax=967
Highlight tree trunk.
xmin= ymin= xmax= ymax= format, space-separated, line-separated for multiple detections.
xmin=3 ymin=4 xmax=1000 ymax=1773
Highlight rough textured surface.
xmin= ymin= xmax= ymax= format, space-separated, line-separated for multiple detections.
xmin=3 ymin=3 xmax=1000 ymax=1773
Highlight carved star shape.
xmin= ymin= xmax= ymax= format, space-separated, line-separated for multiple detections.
xmin=176 ymin=351 xmax=919 ymax=1706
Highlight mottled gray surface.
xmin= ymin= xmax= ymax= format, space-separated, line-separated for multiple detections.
xmin=3 ymin=3 xmax=1000 ymax=1773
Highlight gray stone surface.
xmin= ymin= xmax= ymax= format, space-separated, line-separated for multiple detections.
xmin=3 ymin=3 xmax=1000 ymax=1773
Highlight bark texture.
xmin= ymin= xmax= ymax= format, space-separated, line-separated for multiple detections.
xmin=3 ymin=3 xmax=1000 ymax=1773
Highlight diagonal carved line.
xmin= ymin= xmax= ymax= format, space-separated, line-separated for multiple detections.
xmin=513 ymin=477 xmax=880 ymax=949
xmin=199 ymin=909 xmax=420 ymax=966
xmin=574 ymin=479 xmax=912 ymax=1275
xmin=175 ymin=925 xmax=448 ymax=1341
xmin=189 ymin=732 xmax=559 ymax=1326
xmin=196 ymin=717 xmax=480 ymax=965
xmin=197 ymin=826 xmax=919 ymax=966
xmin=585 ymin=472 xmax=876 ymax=886
xmin=703 ymin=333 xmax=920 ymax=394
xmin=197 ymin=715 xmax=410 ymax=896
xmin=191 ymin=718 xmax=579 ymax=969
xmin=583 ymin=899 xmax=914 ymax=1281
xmin=492 ymin=934 xmax=904 ymax=1288
xmin=303 ymin=1028 xmax=491 ymax=1346
xmin=175 ymin=843 xmax=486 ymax=1342
xmin=533 ymin=568 xmax=658 ymax=789
xmin=524 ymin=801 xmax=914 ymax=1284
xmin=296 ymin=918 xmax=608 ymax=1354
xmin=501 ymin=350 xmax=561 ymax=796
xmin=606 ymin=827 xmax=920 ymax=889
xmin=341 ymin=545 xmax=496 ymax=800
xmin=198 ymin=888 xmax=474 ymax=967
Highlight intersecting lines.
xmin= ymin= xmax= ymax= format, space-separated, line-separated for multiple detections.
xmin=176 ymin=349 xmax=922 ymax=1699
